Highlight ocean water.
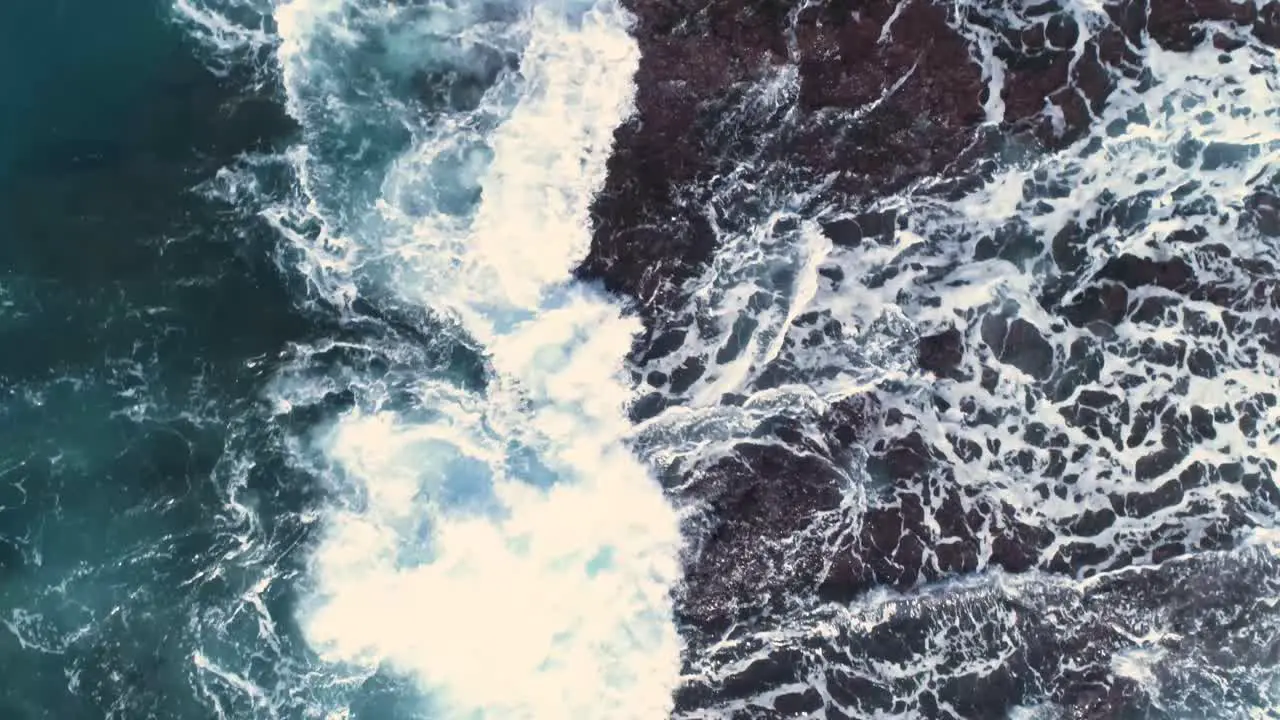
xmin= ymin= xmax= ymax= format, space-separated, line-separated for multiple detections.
xmin=0 ymin=1 xmax=167 ymax=176
xmin=4 ymin=0 xmax=680 ymax=717
xmin=0 ymin=1 xmax=317 ymax=718
xmin=3 ymin=0 xmax=1280 ymax=718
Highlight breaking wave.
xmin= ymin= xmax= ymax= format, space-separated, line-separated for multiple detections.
xmin=178 ymin=0 xmax=682 ymax=717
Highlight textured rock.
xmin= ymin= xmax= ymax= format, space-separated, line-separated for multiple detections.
xmin=583 ymin=0 xmax=987 ymax=322
xmin=580 ymin=0 xmax=1280 ymax=714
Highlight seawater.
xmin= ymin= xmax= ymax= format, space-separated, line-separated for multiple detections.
xmin=0 ymin=0 xmax=326 ymax=718
xmin=3 ymin=0 xmax=683 ymax=718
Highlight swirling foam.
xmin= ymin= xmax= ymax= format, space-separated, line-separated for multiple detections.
xmin=179 ymin=0 xmax=683 ymax=717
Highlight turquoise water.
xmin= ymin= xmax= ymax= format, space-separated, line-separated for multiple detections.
xmin=1 ymin=1 xmax=178 ymax=177
xmin=0 ymin=1 xmax=331 ymax=716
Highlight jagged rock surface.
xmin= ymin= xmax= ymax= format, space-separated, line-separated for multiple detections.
xmin=582 ymin=0 xmax=1280 ymax=716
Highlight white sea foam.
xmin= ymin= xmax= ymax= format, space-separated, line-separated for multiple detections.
xmin=181 ymin=0 xmax=687 ymax=717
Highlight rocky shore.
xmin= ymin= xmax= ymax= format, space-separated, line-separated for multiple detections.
xmin=581 ymin=1 xmax=1280 ymax=715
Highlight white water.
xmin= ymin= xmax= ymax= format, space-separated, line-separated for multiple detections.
xmin=177 ymin=0 xmax=683 ymax=717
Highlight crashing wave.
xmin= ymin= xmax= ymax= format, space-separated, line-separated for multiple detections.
xmin=179 ymin=0 xmax=683 ymax=717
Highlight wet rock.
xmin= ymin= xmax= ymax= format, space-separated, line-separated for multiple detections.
xmin=991 ymin=514 xmax=1055 ymax=573
xmin=773 ymin=688 xmax=823 ymax=715
xmin=1256 ymin=1 xmax=1280 ymax=46
xmin=820 ymin=392 xmax=880 ymax=450
xmin=819 ymin=218 xmax=864 ymax=248
xmin=628 ymin=391 xmax=671 ymax=422
xmin=982 ymin=315 xmax=1056 ymax=381
xmin=820 ymin=209 xmax=898 ymax=248
xmin=1148 ymin=0 xmax=1256 ymax=51
xmin=638 ymin=326 xmax=688 ymax=363
xmin=573 ymin=0 xmax=1280 ymax=714
xmin=973 ymin=4 xmax=1130 ymax=145
xmin=1098 ymin=254 xmax=1195 ymax=292
xmin=678 ymin=443 xmax=847 ymax=626
xmin=583 ymin=0 xmax=986 ymax=335
xmin=667 ymin=355 xmax=706 ymax=395
xmin=1066 ymin=507 xmax=1116 ymax=537
xmin=917 ymin=326 xmax=965 ymax=377
xmin=868 ymin=431 xmax=934 ymax=483
xmin=1062 ymin=283 xmax=1128 ymax=328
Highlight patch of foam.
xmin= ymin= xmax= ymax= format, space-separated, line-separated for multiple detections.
xmin=226 ymin=0 xmax=687 ymax=717
xmin=1111 ymin=641 xmax=1168 ymax=689
xmin=307 ymin=394 xmax=680 ymax=718
xmin=172 ymin=0 xmax=277 ymax=77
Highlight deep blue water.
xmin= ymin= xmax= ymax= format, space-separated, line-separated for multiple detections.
xmin=0 ymin=1 xmax=334 ymax=716
xmin=2 ymin=1 xmax=181 ymax=178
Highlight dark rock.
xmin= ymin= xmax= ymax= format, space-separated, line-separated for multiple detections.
xmin=1062 ymin=283 xmax=1128 ymax=327
xmin=820 ymin=218 xmax=864 ymax=248
xmin=822 ymin=209 xmax=899 ymax=249
xmin=981 ymin=315 xmax=1055 ymax=380
xmin=773 ymin=688 xmax=823 ymax=715
xmin=820 ymin=393 xmax=880 ymax=450
xmin=583 ymin=0 xmax=986 ymax=338
xmin=678 ymin=443 xmax=847 ymax=626
xmin=639 ymin=327 xmax=688 ymax=363
xmin=991 ymin=516 xmax=1054 ymax=573
xmin=1149 ymin=0 xmax=1255 ymax=51
xmin=1257 ymin=1 xmax=1280 ymax=46
xmin=868 ymin=431 xmax=934 ymax=482
xmin=629 ymin=391 xmax=670 ymax=422
xmin=1066 ymin=507 xmax=1117 ymax=538
xmin=917 ymin=327 xmax=965 ymax=376
xmin=667 ymin=355 xmax=706 ymax=395
xmin=1098 ymin=254 xmax=1194 ymax=291
xmin=569 ymin=0 xmax=1280 ymax=714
